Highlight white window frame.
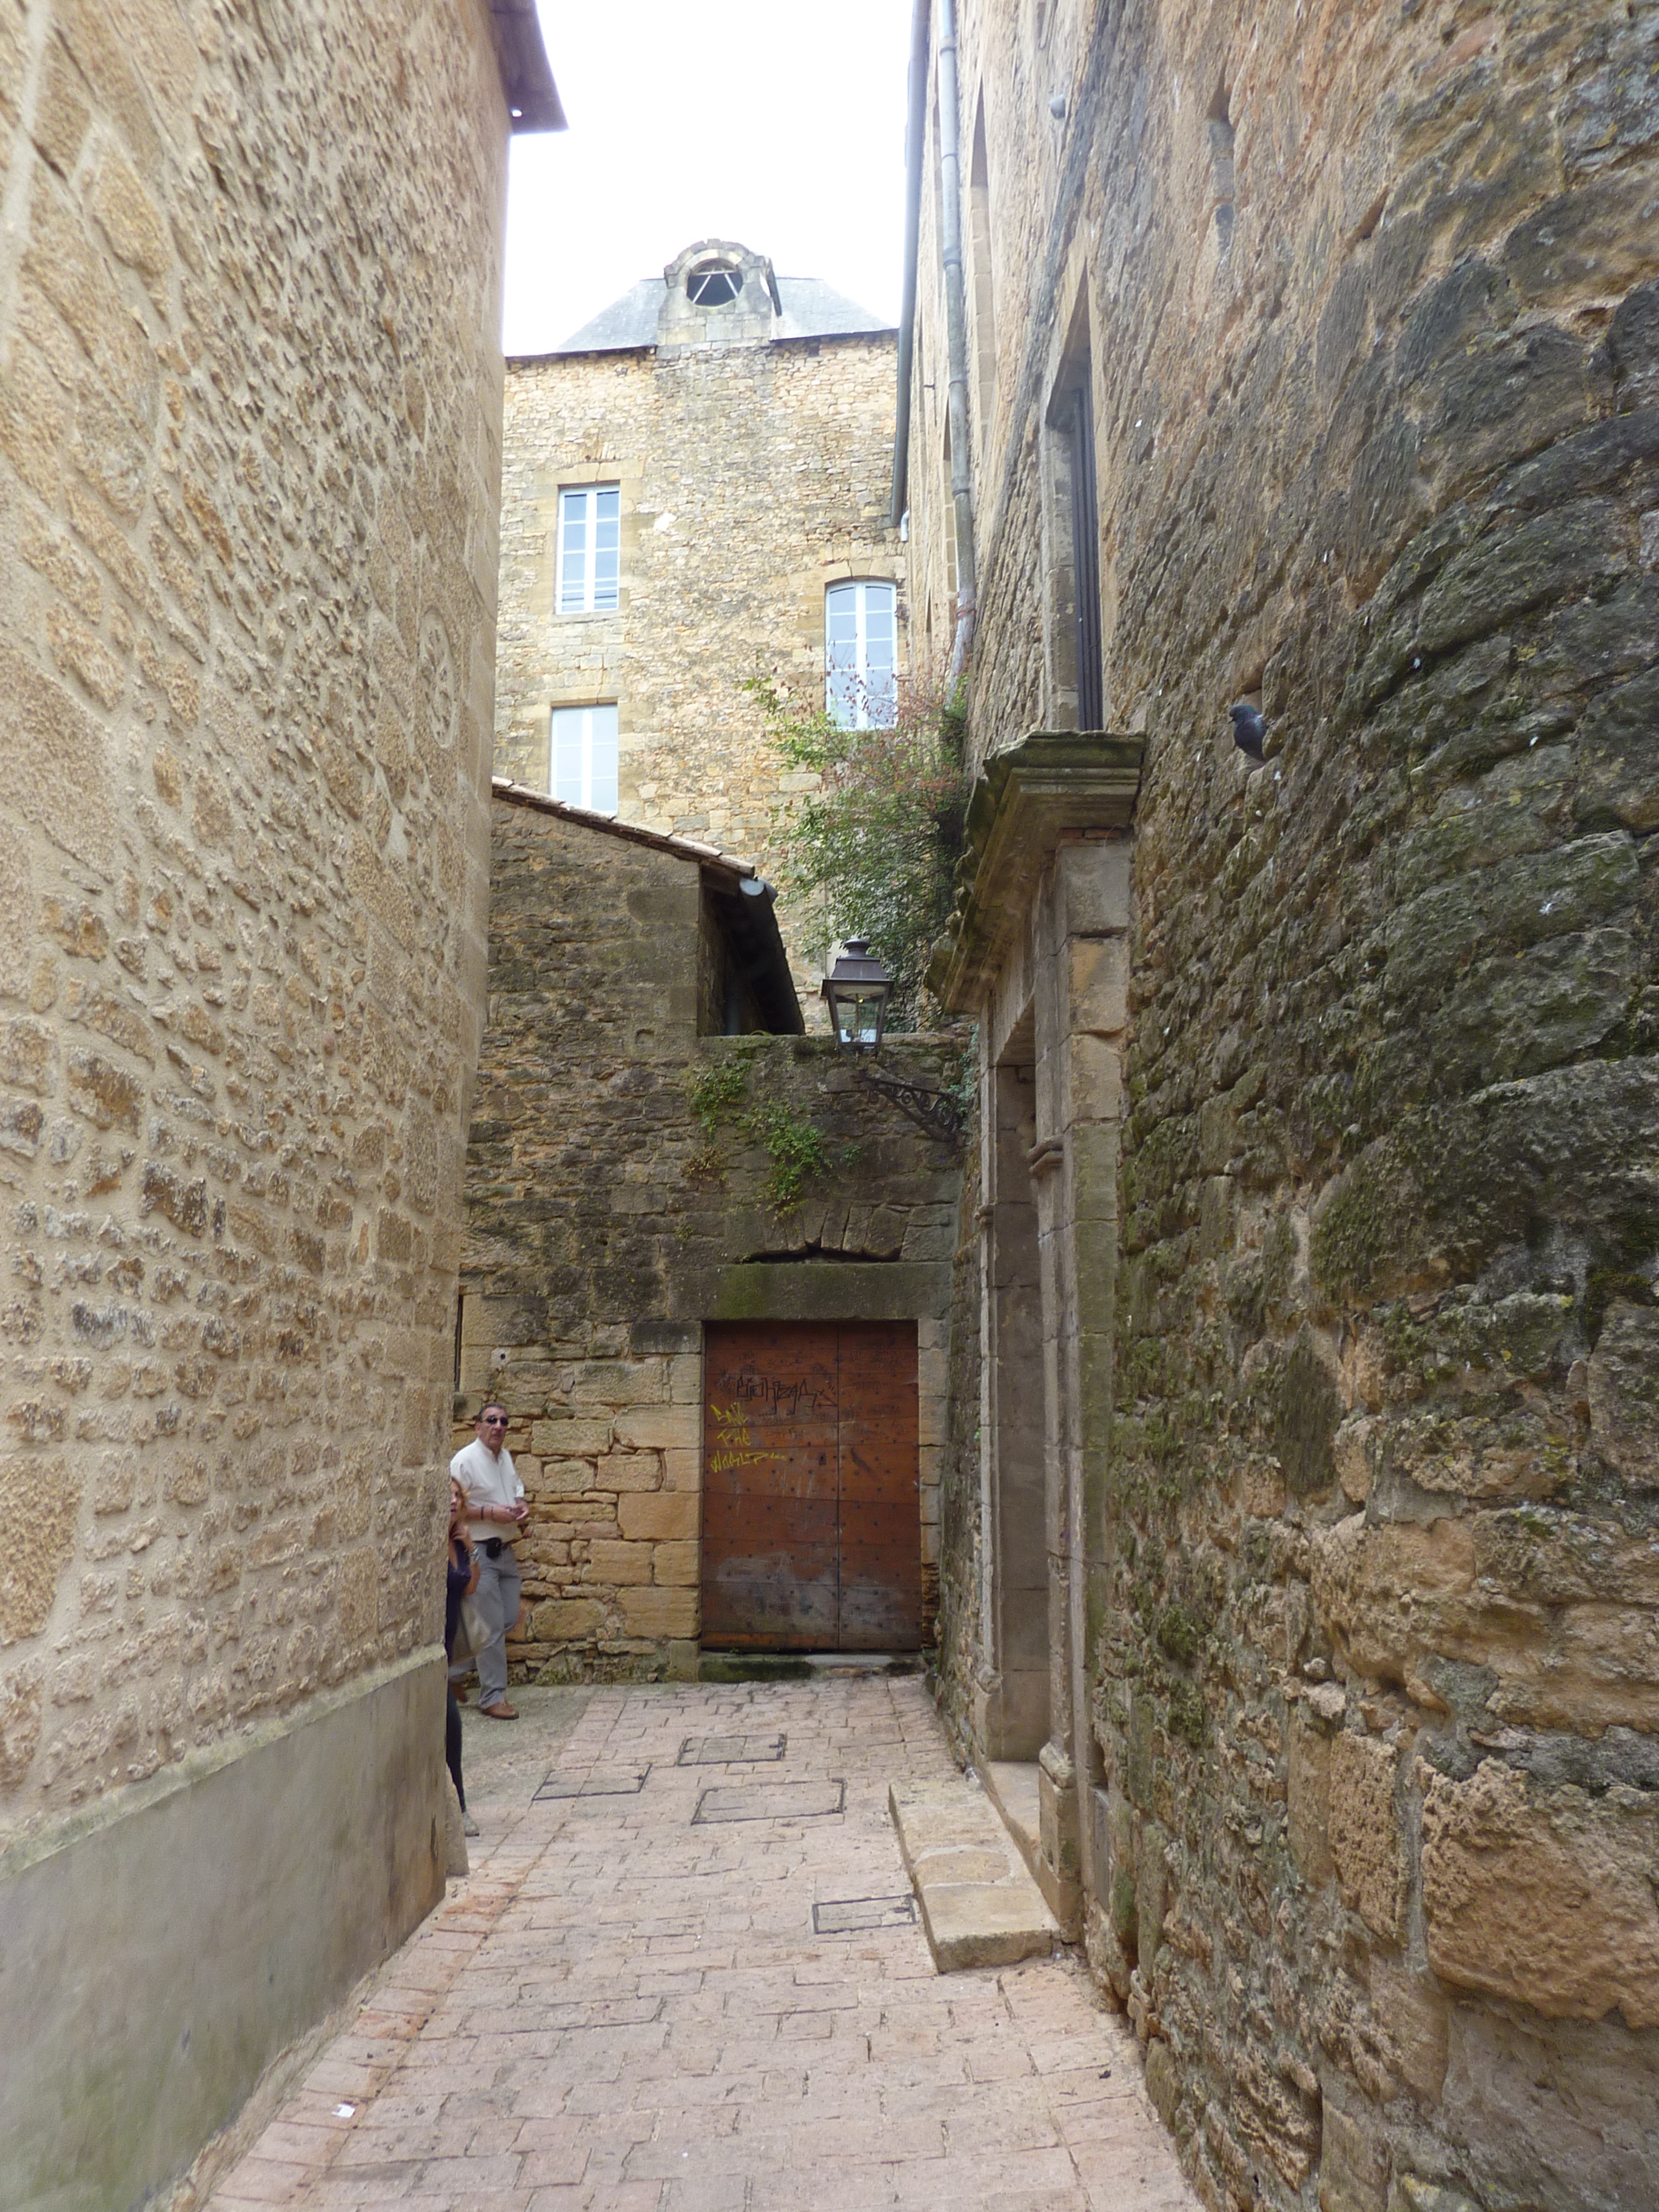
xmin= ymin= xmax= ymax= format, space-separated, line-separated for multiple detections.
xmin=550 ymin=703 xmax=618 ymax=814
xmin=557 ymin=484 xmax=620 ymax=614
xmin=825 ymin=579 xmax=898 ymax=731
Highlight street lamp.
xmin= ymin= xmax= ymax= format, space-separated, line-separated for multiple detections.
xmin=820 ymin=939 xmax=893 ymax=1053
xmin=821 ymin=939 xmax=965 ymax=1148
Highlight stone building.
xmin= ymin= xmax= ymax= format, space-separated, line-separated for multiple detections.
xmin=0 ymin=4 xmax=558 ymax=2203
xmin=903 ymin=1 xmax=1659 ymax=2208
xmin=492 ymin=238 xmax=906 ymax=999
xmin=454 ymin=782 xmax=962 ymax=1677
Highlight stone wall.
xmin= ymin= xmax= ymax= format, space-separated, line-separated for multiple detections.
xmin=494 ymin=326 xmax=905 ymax=1000
xmin=0 ymin=1 xmax=516 ymax=2198
xmin=909 ymin=0 xmax=1659 ymax=2206
xmin=456 ymin=792 xmax=962 ymax=1677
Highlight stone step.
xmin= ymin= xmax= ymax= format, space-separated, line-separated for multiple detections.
xmin=888 ymin=1774 xmax=1061 ymax=1972
xmin=982 ymin=1759 xmax=1042 ymax=1883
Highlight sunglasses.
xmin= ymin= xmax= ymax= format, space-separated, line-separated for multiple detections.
xmin=480 ymin=1416 xmax=509 ymax=1428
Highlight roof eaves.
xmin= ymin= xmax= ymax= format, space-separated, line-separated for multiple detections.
xmin=488 ymin=0 xmax=566 ymax=133
xmin=491 ymin=779 xmax=756 ymax=877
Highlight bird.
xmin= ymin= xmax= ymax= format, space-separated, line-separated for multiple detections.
xmin=1230 ymin=702 xmax=1267 ymax=763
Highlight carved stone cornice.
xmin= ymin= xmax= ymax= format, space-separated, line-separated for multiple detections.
xmin=927 ymin=731 xmax=1145 ymax=1013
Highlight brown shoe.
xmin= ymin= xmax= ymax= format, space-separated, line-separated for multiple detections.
xmin=478 ymin=1700 xmax=518 ymax=1720
xmin=451 ymin=1685 xmax=469 ymax=1704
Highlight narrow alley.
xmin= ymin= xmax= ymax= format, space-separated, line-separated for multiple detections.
xmin=207 ymin=1677 xmax=1196 ymax=2212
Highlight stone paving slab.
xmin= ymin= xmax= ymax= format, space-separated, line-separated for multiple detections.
xmin=890 ymin=1776 xmax=1060 ymax=1972
xmin=206 ymin=1678 xmax=1198 ymax=2212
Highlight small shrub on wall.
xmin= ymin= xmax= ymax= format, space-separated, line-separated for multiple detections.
xmin=745 ymin=659 xmax=969 ymax=1028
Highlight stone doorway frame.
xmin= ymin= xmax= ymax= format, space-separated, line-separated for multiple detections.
xmin=929 ymin=731 xmax=1143 ymax=1932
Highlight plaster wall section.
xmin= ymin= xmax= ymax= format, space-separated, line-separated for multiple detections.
xmin=457 ymin=796 xmax=962 ymax=1677
xmin=494 ymin=329 xmax=905 ymax=1002
xmin=910 ymin=0 xmax=1659 ymax=2206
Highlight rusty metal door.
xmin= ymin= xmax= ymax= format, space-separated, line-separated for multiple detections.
xmin=701 ymin=1321 xmax=920 ymax=1651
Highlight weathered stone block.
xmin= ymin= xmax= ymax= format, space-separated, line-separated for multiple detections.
xmin=531 ymin=1418 xmax=615 ymax=1458
xmin=1586 ymin=1301 xmax=1659 ymax=1486
xmin=584 ymin=1541 xmax=651 ymax=1586
xmin=1419 ymin=1757 xmax=1659 ymax=2025
xmin=529 ymin=1598 xmax=606 ymax=1642
xmin=651 ymin=1540 xmax=698 ymax=1587
xmin=612 ymin=1405 xmax=700 ymax=1452
xmin=1368 ymin=1957 xmax=1448 ymax=2105
xmin=617 ymin=1490 xmax=699 ymax=1541
xmin=617 ymin=1586 xmax=697 ymax=1638
xmin=1319 ymin=2099 xmax=1390 ymax=2212
xmin=1330 ymin=1731 xmax=1408 ymax=1945
xmin=1287 ymin=1706 xmax=1335 ymax=1886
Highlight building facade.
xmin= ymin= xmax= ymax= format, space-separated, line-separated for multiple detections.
xmin=0 ymin=5 xmax=557 ymax=2203
xmin=454 ymin=785 xmax=960 ymax=1680
xmin=493 ymin=238 xmax=907 ymax=1000
xmin=905 ymin=2 xmax=1659 ymax=2209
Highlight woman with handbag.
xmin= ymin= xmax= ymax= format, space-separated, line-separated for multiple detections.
xmin=446 ymin=1476 xmax=481 ymax=1836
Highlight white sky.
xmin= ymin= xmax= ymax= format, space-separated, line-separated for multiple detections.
xmin=503 ymin=0 xmax=913 ymax=357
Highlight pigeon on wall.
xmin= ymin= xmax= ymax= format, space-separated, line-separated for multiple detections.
xmin=1230 ymin=703 xmax=1267 ymax=762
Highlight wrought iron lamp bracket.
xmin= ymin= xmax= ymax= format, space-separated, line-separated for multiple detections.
xmin=854 ymin=1059 xmax=966 ymax=1150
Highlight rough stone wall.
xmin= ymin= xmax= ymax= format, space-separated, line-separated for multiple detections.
xmin=0 ymin=0 xmax=506 ymax=1838
xmin=494 ymin=329 xmax=905 ymax=1000
xmin=912 ymin=0 xmax=1659 ymax=2205
xmin=457 ymin=794 xmax=961 ymax=1677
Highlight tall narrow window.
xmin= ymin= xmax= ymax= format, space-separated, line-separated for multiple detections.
xmin=1062 ymin=378 xmax=1103 ymax=729
xmin=826 ymin=581 xmax=897 ymax=730
xmin=557 ymin=485 xmax=620 ymax=614
xmin=550 ymin=703 xmax=618 ymax=813
xmin=969 ymin=96 xmax=997 ymax=441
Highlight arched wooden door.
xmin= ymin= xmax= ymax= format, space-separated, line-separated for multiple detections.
xmin=700 ymin=1320 xmax=920 ymax=1651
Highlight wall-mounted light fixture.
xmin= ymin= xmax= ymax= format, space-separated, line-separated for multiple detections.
xmin=822 ymin=942 xmax=966 ymax=1149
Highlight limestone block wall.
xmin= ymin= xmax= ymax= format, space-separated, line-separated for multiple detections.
xmin=0 ymin=8 xmax=512 ymax=2189
xmin=457 ymin=794 xmax=962 ymax=1677
xmin=910 ymin=0 xmax=1659 ymax=2205
xmin=494 ymin=331 xmax=905 ymax=999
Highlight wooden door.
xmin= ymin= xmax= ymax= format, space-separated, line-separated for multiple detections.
xmin=701 ymin=1321 xmax=920 ymax=1651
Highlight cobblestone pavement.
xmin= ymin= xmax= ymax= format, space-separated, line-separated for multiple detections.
xmin=208 ymin=1675 xmax=1197 ymax=2212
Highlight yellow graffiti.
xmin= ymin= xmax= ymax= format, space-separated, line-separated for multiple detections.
xmin=708 ymin=1399 xmax=779 ymax=1476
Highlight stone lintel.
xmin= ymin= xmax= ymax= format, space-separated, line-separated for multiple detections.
xmin=684 ymin=1261 xmax=950 ymax=1324
xmin=928 ymin=732 xmax=1145 ymax=1013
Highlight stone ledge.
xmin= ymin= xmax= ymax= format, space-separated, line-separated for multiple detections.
xmin=889 ymin=1775 xmax=1060 ymax=1972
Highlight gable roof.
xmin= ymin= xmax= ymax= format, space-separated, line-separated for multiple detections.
xmin=540 ymin=275 xmax=893 ymax=358
xmin=491 ymin=779 xmax=804 ymax=1034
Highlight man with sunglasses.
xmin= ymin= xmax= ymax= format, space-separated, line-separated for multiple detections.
xmin=449 ymin=1401 xmax=529 ymax=1720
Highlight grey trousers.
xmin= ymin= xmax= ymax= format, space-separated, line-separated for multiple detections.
xmin=472 ymin=1544 xmax=522 ymax=1706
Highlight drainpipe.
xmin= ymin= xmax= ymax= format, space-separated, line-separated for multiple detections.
xmin=937 ymin=0 xmax=977 ymax=683
xmin=890 ymin=0 xmax=930 ymax=532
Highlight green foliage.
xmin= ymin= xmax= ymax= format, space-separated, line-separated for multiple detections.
xmin=688 ymin=1057 xmax=751 ymax=1134
xmin=743 ymin=1099 xmax=831 ymax=1215
xmin=685 ymin=1056 xmax=831 ymax=1215
xmin=744 ymin=663 xmax=970 ymax=1027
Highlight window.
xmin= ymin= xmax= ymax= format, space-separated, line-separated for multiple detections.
xmin=1061 ymin=378 xmax=1103 ymax=729
xmin=826 ymin=581 xmax=897 ymax=731
xmin=557 ymin=485 xmax=619 ymax=613
xmin=551 ymin=703 xmax=618 ymax=813
xmin=687 ymin=260 xmax=742 ymax=306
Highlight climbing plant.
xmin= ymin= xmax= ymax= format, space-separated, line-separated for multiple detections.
xmin=685 ymin=1056 xmax=833 ymax=1216
xmin=744 ymin=659 xmax=970 ymax=1028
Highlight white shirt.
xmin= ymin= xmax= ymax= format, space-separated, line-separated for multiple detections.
xmin=450 ymin=1435 xmax=525 ymax=1547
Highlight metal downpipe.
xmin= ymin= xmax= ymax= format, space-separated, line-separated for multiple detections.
xmin=936 ymin=0 xmax=976 ymax=683
xmin=890 ymin=0 xmax=930 ymax=533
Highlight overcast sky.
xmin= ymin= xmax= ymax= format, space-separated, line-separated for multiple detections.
xmin=503 ymin=0 xmax=913 ymax=357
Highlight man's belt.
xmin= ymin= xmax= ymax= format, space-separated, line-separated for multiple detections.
xmin=480 ymin=1536 xmax=517 ymax=1560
